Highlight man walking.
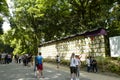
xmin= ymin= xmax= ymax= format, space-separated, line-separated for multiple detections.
xmin=36 ymin=52 xmax=44 ymax=79
xmin=92 ymin=57 xmax=97 ymax=72
xmin=56 ymin=55 xmax=60 ymax=68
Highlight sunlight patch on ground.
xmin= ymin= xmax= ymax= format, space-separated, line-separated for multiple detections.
xmin=18 ymin=79 xmax=24 ymax=80
xmin=46 ymin=70 xmax=53 ymax=73
xmin=44 ymin=77 xmax=50 ymax=80
xmin=0 ymin=71 xmax=5 ymax=72
xmin=52 ymin=75 xmax=59 ymax=78
xmin=56 ymin=73 xmax=61 ymax=76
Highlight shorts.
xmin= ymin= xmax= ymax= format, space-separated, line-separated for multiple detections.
xmin=70 ymin=66 xmax=77 ymax=74
xmin=37 ymin=64 xmax=43 ymax=70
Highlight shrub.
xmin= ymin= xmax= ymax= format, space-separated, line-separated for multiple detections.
xmin=60 ymin=59 xmax=70 ymax=66
xmin=43 ymin=58 xmax=56 ymax=63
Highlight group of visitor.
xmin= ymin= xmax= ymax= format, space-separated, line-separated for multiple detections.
xmin=33 ymin=52 xmax=97 ymax=80
xmin=86 ymin=56 xmax=97 ymax=73
xmin=54 ymin=53 xmax=98 ymax=80
xmin=14 ymin=54 xmax=33 ymax=66
xmin=70 ymin=53 xmax=81 ymax=80
xmin=0 ymin=53 xmax=12 ymax=64
xmin=0 ymin=51 xmax=97 ymax=80
xmin=0 ymin=51 xmax=98 ymax=80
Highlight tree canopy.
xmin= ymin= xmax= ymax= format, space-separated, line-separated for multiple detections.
xmin=0 ymin=0 xmax=11 ymax=53
xmin=1 ymin=0 xmax=120 ymax=55
xmin=0 ymin=0 xmax=9 ymax=34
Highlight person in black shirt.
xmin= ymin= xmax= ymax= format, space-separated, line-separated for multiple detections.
xmin=92 ymin=57 xmax=97 ymax=72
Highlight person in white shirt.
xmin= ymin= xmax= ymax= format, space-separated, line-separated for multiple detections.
xmin=18 ymin=55 xmax=22 ymax=64
xmin=70 ymin=53 xmax=77 ymax=80
xmin=1 ymin=53 xmax=6 ymax=64
xmin=86 ymin=57 xmax=90 ymax=72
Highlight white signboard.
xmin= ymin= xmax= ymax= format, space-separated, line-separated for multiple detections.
xmin=109 ymin=36 xmax=120 ymax=57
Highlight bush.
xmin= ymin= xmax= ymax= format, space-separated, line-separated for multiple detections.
xmin=96 ymin=57 xmax=120 ymax=74
xmin=44 ymin=58 xmax=70 ymax=66
xmin=117 ymin=57 xmax=120 ymax=61
xmin=43 ymin=58 xmax=56 ymax=63
xmin=60 ymin=59 xmax=70 ymax=66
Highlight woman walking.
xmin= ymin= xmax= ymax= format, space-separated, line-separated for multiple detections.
xmin=70 ymin=53 xmax=77 ymax=80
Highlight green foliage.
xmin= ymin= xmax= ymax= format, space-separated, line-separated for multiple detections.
xmin=43 ymin=58 xmax=70 ymax=66
xmin=96 ymin=57 xmax=120 ymax=74
xmin=43 ymin=58 xmax=56 ymax=63
xmin=0 ymin=17 xmax=3 ymax=34
xmin=0 ymin=37 xmax=4 ymax=52
xmin=117 ymin=57 xmax=120 ymax=61
xmin=0 ymin=35 xmax=13 ymax=53
xmin=17 ymin=0 xmax=120 ymax=39
xmin=60 ymin=59 xmax=70 ymax=66
xmin=0 ymin=0 xmax=9 ymax=16
xmin=2 ymin=0 xmax=120 ymax=55
xmin=108 ymin=64 xmax=120 ymax=73
xmin=0 ymin=0 xmax=9 ymax=33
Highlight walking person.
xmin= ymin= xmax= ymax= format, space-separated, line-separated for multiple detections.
xmin=27 ymin=54 xmax=33 ymax=67
xmin=5 ymin=54 xmax=8 ymax=64
xmin=56 ymin=55 xmax=60 ymax=69
xmin=18 ymin=55 xmax=22 ymax=64
xmin=7 ymin=54 xmax=12 ymax=63
xmin=70 ymin=53 xmax=77 ymax=80
xmin=89 ymin=56 xmax=93 ymax=72
xmin=1 ymin=53 xmax=6 ymax=64
xmin=23 ymin=55 xmax=27 ymax=66
xmin=75 ymin=55 xmax=81 ymax=80
xmin=36 ymin=52 xmax=44 ymax=79
xmin=92 ymin=57 xmax=98 ymax=72
xmin=86 ymin=56 xmax=90 ymax=72
xmin=34 ymin=54 xmax=37 ymax=77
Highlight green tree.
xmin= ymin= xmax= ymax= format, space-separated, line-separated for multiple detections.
xmin=0 ymin=0 xmax=9 ymax=34
xmin=5 ymin=0 xmax=120 ymax=55
xmin=107 ymin=1 xmax=120 ymax=37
